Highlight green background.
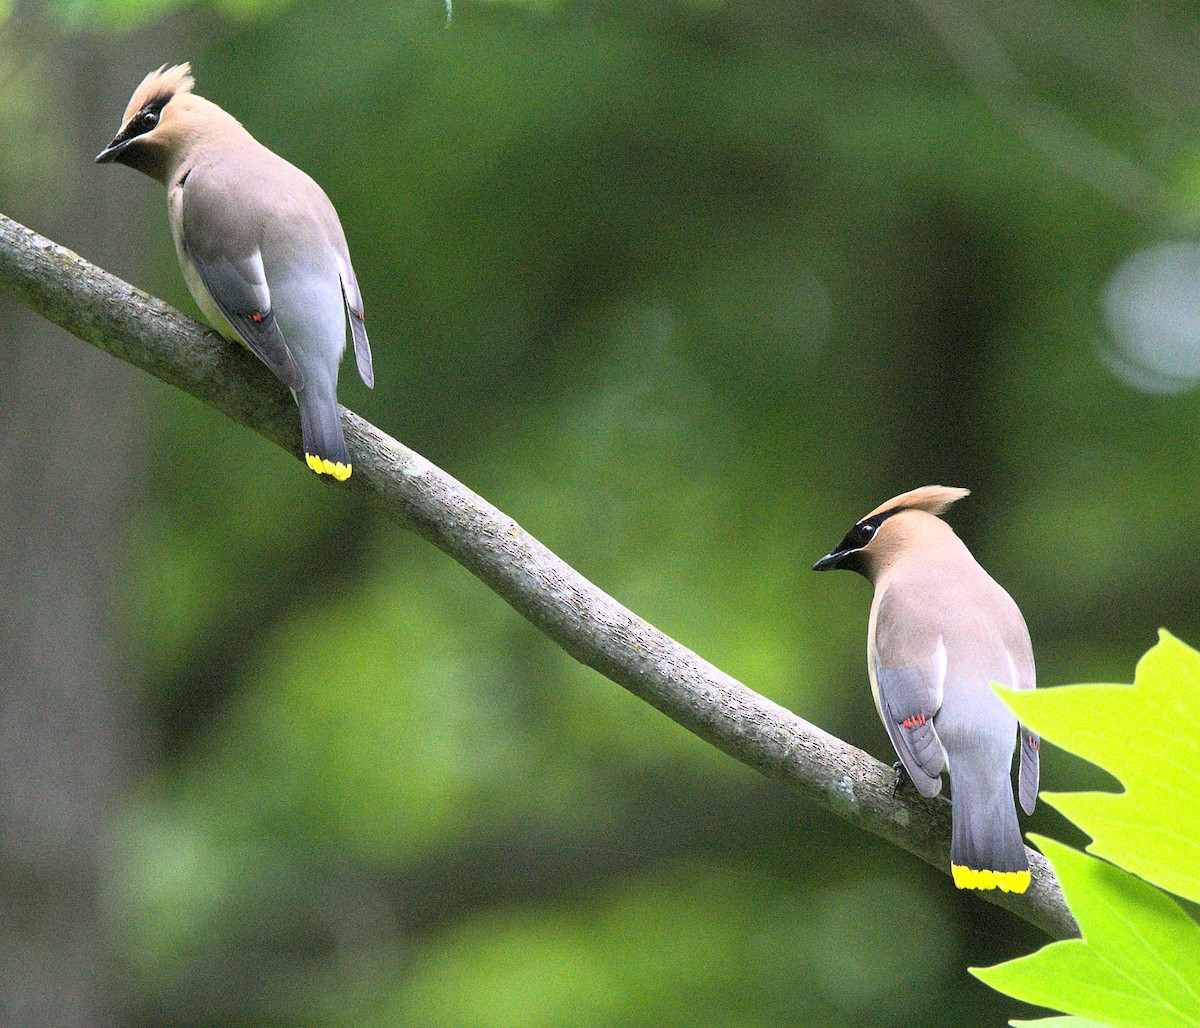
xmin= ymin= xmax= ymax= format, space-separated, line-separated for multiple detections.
xmin=2 ymin=1 xmax=1199 ymax=1023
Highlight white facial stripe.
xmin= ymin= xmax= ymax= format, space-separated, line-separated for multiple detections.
xmin=1007 ymin=650 xmax=1021 ymax=689
xmin=932 ymin=635 xmax=948 ymax=691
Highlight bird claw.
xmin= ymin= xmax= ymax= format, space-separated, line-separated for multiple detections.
xmin=892 ymin=761 xmax=913 ymax=797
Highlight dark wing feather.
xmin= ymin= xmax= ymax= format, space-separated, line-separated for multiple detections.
xmin=184 ymin=244 xmax=304 ymax=391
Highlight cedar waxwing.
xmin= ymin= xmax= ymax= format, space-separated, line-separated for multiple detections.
xmin=813 ymin=485 xmax=1040 ymax=893
xmin=96 ymin=63 xmax=373 ymax=481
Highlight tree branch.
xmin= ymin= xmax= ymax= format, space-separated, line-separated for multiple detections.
xmin=0 ymin=211 xmax=1078 ymax=940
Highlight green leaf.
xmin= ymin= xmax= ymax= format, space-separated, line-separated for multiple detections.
xmin=1011 ymin=1019 xmax=1120 ymax=1027
xmin=973 ymin=835 xmax=1200 ymax=1027
xmin=999 ymin=630 xmax=1200 ymax=903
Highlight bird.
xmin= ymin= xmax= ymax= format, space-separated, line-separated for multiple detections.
xmin=813 ymin=485 xmax=1040 ymax=893
xmin=96 ymin=63 xmax=373 ymax=481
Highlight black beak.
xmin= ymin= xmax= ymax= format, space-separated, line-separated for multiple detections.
xmin=95 ymin=138 xmax=126 ymax=163
xmin=812 ymin=550 xmax=844 ymax=572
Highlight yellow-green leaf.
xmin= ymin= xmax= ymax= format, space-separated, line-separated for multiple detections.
xmin=999 ymin=630 xmax=1200 ymax=903
xmin=973 ymin=836 xmax=1200 ymax=1028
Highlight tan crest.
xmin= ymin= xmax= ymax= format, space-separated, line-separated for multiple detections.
xmin=864 ymin=484 xmax=969 ymax=521
xmin=122 ymin=63 xmax=195 ymax=124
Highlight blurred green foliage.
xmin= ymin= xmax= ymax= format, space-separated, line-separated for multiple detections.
xmin=6 ymin=0 xmax=1200 ymax=1023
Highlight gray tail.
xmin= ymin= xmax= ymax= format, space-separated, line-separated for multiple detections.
xmin=297 ymin=387 xmax=351 ymax=480
xmin=949 ymin=765 xmax=1030 ymax=892
xmin=1019 ymin=728 xmax=1040 ymax=815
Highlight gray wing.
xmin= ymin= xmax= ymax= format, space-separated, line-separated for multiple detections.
xmin=180 ymin=170 xmax=304 ymax=391
xmin=1019 ymin=729 xmax=1040 ymax=815
xmin=875 ymin=662 xmax=946 ymax=798
xmin=339 ymin=268 xmax=373 ymax=388
xmin=1008 ymin=639 xmax=1039 ymax=816
xmin=1003 ymin=623 xmax=1041 ymax=815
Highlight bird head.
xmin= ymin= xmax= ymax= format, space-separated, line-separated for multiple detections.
xmin=96 ymin=63 xmax=206 ymax=182
xmin=812 ymin=484 xmax=970 ymax=579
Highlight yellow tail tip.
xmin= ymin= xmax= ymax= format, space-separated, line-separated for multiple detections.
xmin=305 ymin=453 xmax=352 ymax=481
xmin=951 ymin=864 xmax=1030 ymax=893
